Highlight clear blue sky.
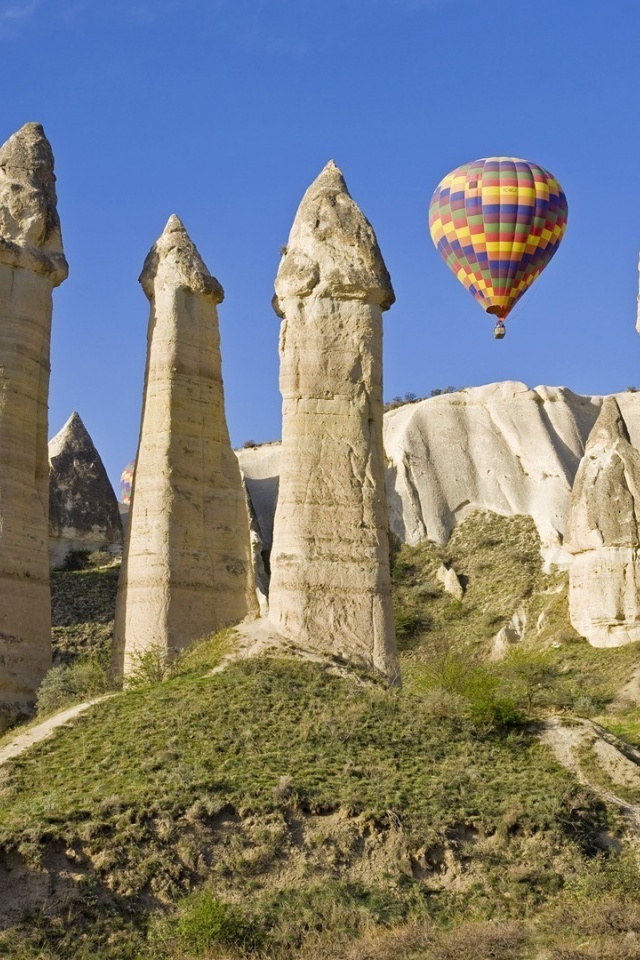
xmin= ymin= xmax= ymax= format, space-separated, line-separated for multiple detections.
xmin=1 ymin=0 xmax=639 ymax=495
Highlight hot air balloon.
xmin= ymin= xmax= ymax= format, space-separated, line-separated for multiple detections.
xmin=428 ymin=158 xmax=568 ymax=339
xmin=120 ymin=460 xmax=135 ymax=505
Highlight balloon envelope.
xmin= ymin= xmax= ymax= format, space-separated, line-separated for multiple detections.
xmin=120 ymin=460 xmax=135 ymax=505
xmin=429 ymin=157 xmax=568 ymax=321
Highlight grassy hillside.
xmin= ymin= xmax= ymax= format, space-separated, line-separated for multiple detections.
xmin=1 ymin=514 xmax=640 ymax=959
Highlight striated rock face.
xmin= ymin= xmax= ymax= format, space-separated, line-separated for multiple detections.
xmin=565 ymin=397 xmax=640 ymax=647
xmin=236 ymin=443 xmax=281 ymax=554
xmin=114 ymin=216 xmax=258 ymax=675
xmin=0 ymin=123 xmax=68 ymax=729
xmin=268 ymin=161 xmax=399 ymax=681
xmin=384 ymin=381 xmax=603 ymax=568
xmin=48 ymin=412 xmax=123 ymax=568
xmin=238 ymin=385 xmax=640 ymax=573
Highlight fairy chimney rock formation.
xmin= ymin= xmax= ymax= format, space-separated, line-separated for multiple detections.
xmin=269 ymin=161 xmax=399 ymax=681
xmin=48 ymin=412 xmax=123 ymax=567
xmin=0 ymin=123 xmax=68 ymax=728
xmin=114 ymin=216 xmax=257 ymax=674
xmin=565 ymin=397 xmax=640 ymax=646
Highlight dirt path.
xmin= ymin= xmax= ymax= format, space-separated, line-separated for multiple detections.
xmin=540 ymin=716 xmax=640 ymax=831
xmin=0 ymin=697 xmax=111 ymax=767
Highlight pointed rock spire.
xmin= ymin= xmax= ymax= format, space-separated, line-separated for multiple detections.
xmin=0 ymin=122 xmax=67 ymax=283
xmin=0 ymin=122 xmax=67 ymax=727
xmin=566 ymin=397 xmax=640 ymax=647
xmin=140 ymin=214 xmax=224 ymax=301
xmin=48 ymin=412 xmax=122 ymax=567
xmin=274 ymin=160 xmax=395 ymax=311
xmin=566 ymin=396 xmax=640 ymax=551
xmin=268 ymin=162 xmax=399 ymax=682
xmin=114 ymin=216 xmax=257 ymax=674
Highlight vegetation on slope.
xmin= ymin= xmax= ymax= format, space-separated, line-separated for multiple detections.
xmin=1 ymin=513 xmax=640 ymax=959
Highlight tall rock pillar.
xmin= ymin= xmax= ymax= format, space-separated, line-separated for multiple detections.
xmin=268 ymin=161 xmax=399 ymax=681
xmin=0 ymin=123 xmax=68 ymax=728
xmin=114 ymin=216 xmax=257 ymax=675
xmin=565 ymin=397 xmax=640 ymax=647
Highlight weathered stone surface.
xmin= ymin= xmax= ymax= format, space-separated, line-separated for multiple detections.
xmin=268 ymin=162 xmax=399 ymax=681
xmin=491 ymin=606 xmax=527 ymax=660
xmin=0 ymin=123 xmax=68 ymax=729
xmin=385 ymin=382 xmax=604 ymax=569
xmin=48 ymin=412 xmax=123 ymax=568
xmin=114 ymin=216 xmax=258 ymax=674
xmin=242 ymin=476 xmax=269 ymax=616
xmin=236 ymin=443 xmax=281 ymax=553
xmin=436 ymin=564 xmax=464 ymax=601
xmin=565 ymin=397 xmax=640 ymax=647
xmin=236 ymin=386 xmax=640 ymax=573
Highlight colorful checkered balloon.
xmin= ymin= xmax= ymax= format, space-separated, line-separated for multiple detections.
xmin=120 ymin=460 xmax=135 ymax=505
xmin=429 ymin=158 xmax=568 ymax=324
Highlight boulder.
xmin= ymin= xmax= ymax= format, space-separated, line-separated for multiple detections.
xmin=436 ymin=564 xmax=464 ymax=601
xmin=0 ymin=123 xmax=68 ymax=729
xmin=565 ymin=397 xmax=640 ymax=647
xmin=48 ymin=412 xmax=123 ymax=567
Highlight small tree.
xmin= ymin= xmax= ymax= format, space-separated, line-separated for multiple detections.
xmin=502 ymin=649 xmax=558 ymax=715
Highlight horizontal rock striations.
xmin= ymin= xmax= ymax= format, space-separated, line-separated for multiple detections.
xmin=268 ymin=161 xmax=399 ymax=681
xmin=565 ymin=397 xmax=640 ymax=647
xmin=0 ymin=123 xmax=68 ymax=728
xmin=114 ymin=216 xmax=257 ymax=675
xmin=48 ymin=412 xmax=123 ymax=568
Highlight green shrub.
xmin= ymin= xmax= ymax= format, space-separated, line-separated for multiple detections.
xmin=502 ymin=649 xmax=559 ymax=715
xmin=462 ymin=668 xmax=522 ymax=731
xmin=176 ymin=890 xmax=263 ymax=953
xmin=36 ymin=659 xmax=112 ymax=715
xmin=125 ymin=643 xmax=173 ymax=688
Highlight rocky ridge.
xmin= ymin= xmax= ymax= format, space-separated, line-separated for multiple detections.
xmin=238 ymin=381 xmax=640 ymax=574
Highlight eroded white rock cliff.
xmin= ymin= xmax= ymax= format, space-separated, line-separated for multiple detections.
xmin=239 ymin=384 xmax=640 ymax=573
xmin=565 ymin=397 xmax=640 ymax=647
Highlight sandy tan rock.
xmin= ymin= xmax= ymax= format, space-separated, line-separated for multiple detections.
xmin=268 ymin=161 xmax=398 ymax=681
xmin=565 ymin=397 xmax=640 ymax=647
xmin=237 ymin=387 xmax=640 ymax=576
xmin=0 ymin=123 xmax=67 ymax=730
xmin=491 ymin=606 xmax=527 ymax=660
xmin=436 ymin=564 xmax=464 ymax=601
xmin=48 ymin=412 xmax=122 ymax=568
xmin=114 ymin=216 xmax=257 ymax=675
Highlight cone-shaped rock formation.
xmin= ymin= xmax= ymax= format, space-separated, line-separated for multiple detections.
xmin=565 ymin=397 xmax=640 ymax=646
xmin=48 ymin=412 xmax=123 ymax=567
xmin=114 ymin=216 xmax=257 ymax=674
xmin=0 ymin=123 xmax=68 ymax=728
xmin=268 ymin=161 xmax=399 ymax=681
